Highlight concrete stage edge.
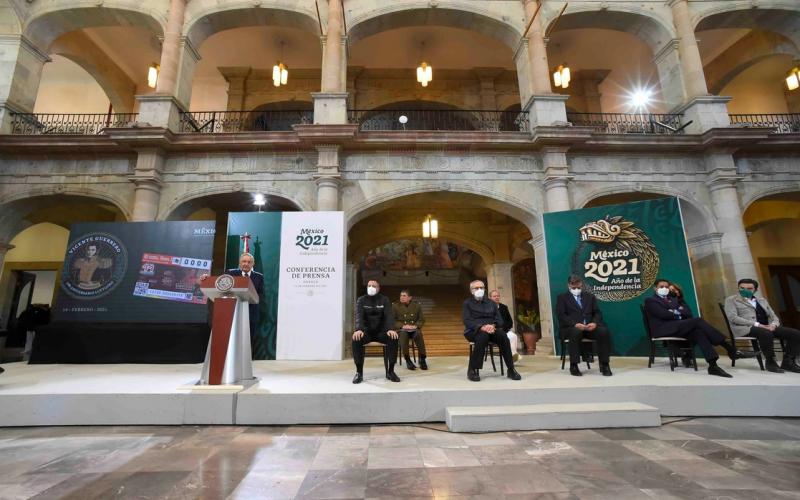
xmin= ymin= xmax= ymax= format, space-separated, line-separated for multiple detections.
xmin=0 ymin=357 xmax=799 ymax=427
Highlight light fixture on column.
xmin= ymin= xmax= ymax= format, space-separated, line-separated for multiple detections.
xmin=422 ymin=214 xmax=438 ymax=239
xmin=786 ymin=65 xmax=800 ymax=91
xmin=272 ymin=41 xmax=289 ymax=87
xmin=147 ymin=63 xmax=160 ymax=89
xmin=416 ymin=41 xmax=433 ymax=87
xmin=553 ymin=64 xmax=570 ymax=89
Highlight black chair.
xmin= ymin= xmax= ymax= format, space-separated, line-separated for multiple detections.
xmin=468 ymin=341 xmax=504 ymax=375
xmin=397 ymin=329 xmax=419 ymax=367
xmin=718 ymin=303 xmax=765 ymax=371
xmin=641 ymin=304 xmax=697 ymax=371
xmin=560 ymin=336 xmax=595 ymax=370
xmin=364 ymin=341 xmax=389 ymax=373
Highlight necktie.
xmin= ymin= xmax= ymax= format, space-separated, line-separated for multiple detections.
xmin=575 ymin=295 xmax=582 ymax=308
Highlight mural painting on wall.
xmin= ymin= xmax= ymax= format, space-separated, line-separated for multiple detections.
xmin=361 ymin=239 xmax=474 ymax=271
xmin=512 ymin=258 xmax=540 ymax=337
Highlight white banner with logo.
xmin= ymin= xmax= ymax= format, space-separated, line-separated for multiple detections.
xmin=276 ymin=212 xmax=345 ymax=360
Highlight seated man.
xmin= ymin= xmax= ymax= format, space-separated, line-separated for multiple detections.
xmin=555 ymin=275 xmax=613 ymax=377
xmin=352 ymin=280 xmax=400 ymax=384
xmin=392 ymin=289 xmax=428 ymax=370
xmin=724 ymin=278 xmax=800 ymax=373
xmin=462 ymin=280 xmax=521 ymax=382
xmin=645 ymin=278 xmax=750 ymax=378
xmin=489 ymin=290 xmax=521 ymax=363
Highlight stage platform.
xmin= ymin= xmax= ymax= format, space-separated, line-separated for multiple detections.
xmin=0 ymin=356 xmax=799 ymax=427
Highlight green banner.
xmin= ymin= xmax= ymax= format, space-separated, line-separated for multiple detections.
xmin=226 ymin=212 xmax=282 ymax=360
xmin=543 ymin=197 xmax=698 ymax=356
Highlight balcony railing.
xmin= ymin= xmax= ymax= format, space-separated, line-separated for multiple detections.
xmin=348 ymin=109 xmax=529 ymax=132
xmin=179 ymin=110 xmax=313 ymax=133
xmin=729 ymin=114 xmax=800 ymax=134
xmin=10 ymin=113 xmax=139 ymax=135
xmin=567 ymin=112 xmax=685 ymax=134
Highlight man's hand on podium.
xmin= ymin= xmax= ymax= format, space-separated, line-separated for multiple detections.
xmin=387 ymin=330 xmax=399 ymax=339
xmin=353 ymin=330 xmax=364 ymax=341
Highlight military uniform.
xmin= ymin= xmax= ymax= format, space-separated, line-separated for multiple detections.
xmin=392 ymin=300 xmax=427 ymax=361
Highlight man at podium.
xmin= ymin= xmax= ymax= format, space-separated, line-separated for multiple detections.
xmin=226 ymin=253 xmax=264 ymax=346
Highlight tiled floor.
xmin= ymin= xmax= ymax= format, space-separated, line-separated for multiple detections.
xmin=0 ymin=418 xmax=799 ymax=499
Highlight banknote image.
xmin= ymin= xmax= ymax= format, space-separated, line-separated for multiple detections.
xmin=133 ymin=253 xmax=211 ymax=304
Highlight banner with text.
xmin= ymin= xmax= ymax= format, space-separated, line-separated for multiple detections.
xmin=55 ymin=221 xmax=215 ymax=323
xmin=543 ymin=197 xmax=698 ymax=356
xmin=226 ymin=211 xmax=345 ymax=360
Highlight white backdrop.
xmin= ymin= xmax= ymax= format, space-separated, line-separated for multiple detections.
xmin=276 ymin=212 xmax=345 ymax=360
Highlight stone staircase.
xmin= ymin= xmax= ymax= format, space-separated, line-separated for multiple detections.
xmin=378 ymin=284 xmax=470 ymax=357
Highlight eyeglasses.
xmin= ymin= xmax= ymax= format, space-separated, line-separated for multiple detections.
xmin=472 ymin=286 xmax=485 ymax=290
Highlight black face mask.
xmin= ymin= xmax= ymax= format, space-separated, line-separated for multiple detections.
xmin=668 ymin=291 xmax=678 ymax=298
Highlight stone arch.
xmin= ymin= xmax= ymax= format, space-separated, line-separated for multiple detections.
xmin=0 ymin=0 xmax=21 ymax=35
xmin=0 ymin=190 xmax=130 ymax=243
xmin=742 ymin=183 xmax=800 ymax=213
xmin=544 ymin=7 xmax=675 ymax=56
xmin=575 ymin=185 xmax=717 ymax=239
xmin=694 ymin=7 xmax=800 ymax=49
xmin=185 ymin=6 xmax=320 ymax=50
xmin=24 ymin=6 xmax=164 ymax=50
xmin=344 ymin=183 xmax=541 ymax=237
xmin=48 ymin=48 xmax=136 ymax=113
xmin=704 ymin=34 xmax=799 ymax=95
xmin=348 ymin=6 xmax=522 ymax=53
xmin=161 ymin=185 xmax=311 ymax=221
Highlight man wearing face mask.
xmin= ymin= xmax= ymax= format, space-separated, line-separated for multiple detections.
xmin=645 ymin=278 xmax=750 ymax=378
xmin=462 ymin=280 xmax=521 ymax=382
xmin=352 ymin=280 xmax=400 ymax=384
xmin=724 ymin=278 xmax=800 ymax=373
xmin=555 ymin=275 xmax=613 ymax=376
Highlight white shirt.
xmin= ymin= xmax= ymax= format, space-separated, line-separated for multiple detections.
xmin=242 ymin=271 xmax=250 ymax=277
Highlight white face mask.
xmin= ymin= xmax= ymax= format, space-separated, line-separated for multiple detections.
xmin=656 ymin=287 xmax=670 ymax=297
xmin=570 ymin=288 xmax=582 ymax=297
xmin=473 ymin=288 xmax=485 ymax=299
xmin=367 ymin=286 xmax=377 ymax=296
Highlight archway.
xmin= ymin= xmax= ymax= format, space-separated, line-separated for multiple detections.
xmin=347 ymin=191 xmax=538 ymax=357
xmin=164 ymin=191 xmax=302 ymax=275
xmin=743 ymin=191 xmax=800 ymax=328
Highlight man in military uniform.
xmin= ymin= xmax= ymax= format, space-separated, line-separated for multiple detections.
xmin=352 ymin=280 xmax=400 ymax=384
xmin=392 ymin=289 xmax=428 ymax=370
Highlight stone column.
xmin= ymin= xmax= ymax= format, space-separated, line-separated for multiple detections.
xmin=530 ymin=234 xmax=554 ymax=354
xmin=705 ymin=152 xmax=757 ymax=289
xmin=313 ymin=1 xmax=348 ymax=124
xmin=0 ymin=241 xmax=15 ymax=329
xmin=344 ymin=262 xmax=358 ymax=358
xmin=521 ymin=0 xmax=568 ymax=128
xmin=785 ymin=87 xmax=800 ymax=113
xmin=489 ymin=261 xmax=515 ymax=314
xmin=130 ymin=149 xmax=165 ymax=221
xmin=667 ymin=0 xmax=731 ymax=133
xmin=220 ymin=67 xmax=252 ymax=111
xmin=687 ymin=232 xmax=728 ymax=324
xmin=314 ymin=145 xmax=342 ymax=211
xmin=0 ymin=35 xmax=50 ymax=133
xmin=137 ymin=0 xmax=200 ymax=131
xmin=542 ymin=147 xmax=571 ymax=212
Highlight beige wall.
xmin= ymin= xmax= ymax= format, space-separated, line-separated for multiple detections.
xmin=748 ymin=219 xmax=800 ymax=300
xmin=5 ymin=223 xmax=70 ymax=263
xmin=34 ymin=55 xmax=111 ymax=114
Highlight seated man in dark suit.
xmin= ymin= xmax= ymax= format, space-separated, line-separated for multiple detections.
xmin=555 ymin=275 xmax=613 ymax=377
xmin=226 ymin=253 xmax=264 ymax=348
xmin=644 ymin=278 xmax=749 ymax=378
xmin=462 ymin=280 xmax=521 ymax=382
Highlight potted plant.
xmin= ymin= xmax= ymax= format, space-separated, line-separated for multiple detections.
xmin=516 ymin=308 xmax=540 ymax=355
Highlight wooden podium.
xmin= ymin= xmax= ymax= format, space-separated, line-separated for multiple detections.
xmin=199 ymin=275 xmax=259 ymax=385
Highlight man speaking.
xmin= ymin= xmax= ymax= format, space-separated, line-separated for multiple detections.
xmin=227 ymin=253 xmax=264 ymax=347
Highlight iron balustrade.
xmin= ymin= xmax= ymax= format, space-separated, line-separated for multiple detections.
xmin=179 ymin=110 xmax=313 ymax=133
xmin=10 ymin=113 xmax=139 ymax=135
xmin=348 ymin=109 xmax=530 ymax=132
xmin=729 ymin=114 xmax=800 ymax=134
xmin=567 ymin=112 xmax=685 ymax=134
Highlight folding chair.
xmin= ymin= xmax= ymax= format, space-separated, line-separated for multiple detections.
xmin=468 ymin=341 xmax=504 ymax=375
xmin=641 ymin=304 xmax=697 ymax=371
xmin=560 ymin=336 xmax=595 ymax=370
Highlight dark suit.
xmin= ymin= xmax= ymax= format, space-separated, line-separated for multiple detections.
xmin=226 ymin=268 xmax=264 ymax=344
xmin=498 ymin=303 xmax=514 ymax=332
xmin=556 ymin=291 xmax=611 ymax=364
xmin=644 ymin=294 xmax=726 ymax=361
xmin=463 ymin=297 xmax=515 ymax=371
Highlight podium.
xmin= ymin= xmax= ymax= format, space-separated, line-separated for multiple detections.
xmin=199 ymin=275 xmax=258 ymax=385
